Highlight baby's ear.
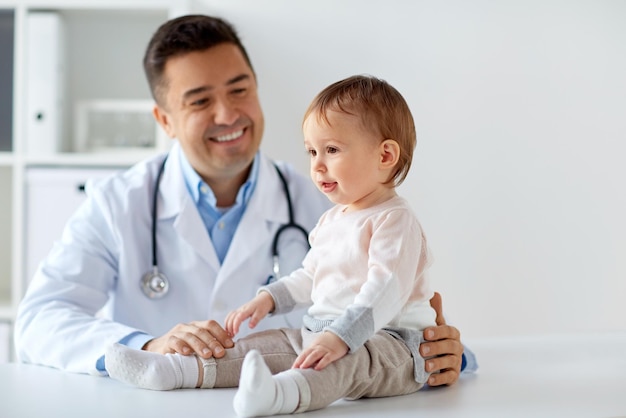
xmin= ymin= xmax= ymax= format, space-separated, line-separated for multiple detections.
xmin=379 ymin=139 xmax=400 ymax=168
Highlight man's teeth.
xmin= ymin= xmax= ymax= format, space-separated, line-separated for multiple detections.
xmin=214 ymin=130 xmax=244 ymax=142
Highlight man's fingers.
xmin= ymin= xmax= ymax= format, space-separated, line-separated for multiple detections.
xmin=420 ymin=337 xmax=463 ymax=359
xmin=143 ymin=320 xmax=235 ymax=359
xmin=166 ymin=334 xmax=195 ymax=355
xmin=428 ymin=369 xmax=460 ymax=387
xmin=429 ymin=292 xmax=446 ymax=326
xmin=159 ymin=321 xmax=233 ymax=359
xmin=167 ymin=330 xmax=213 ymax=357
xmin=425 ymin=352 xmax=462 ymax=374
xmin=206 ymin=336 xmax=227 ymax=358
xmin=420 ymin=323 xmax=464 ymax=387
xmin=202 ymin=320 xmax=234 ymax=348
xmin=423 ymin=324 xmax=461 ymax=343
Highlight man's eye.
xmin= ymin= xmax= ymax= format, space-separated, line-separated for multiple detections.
xmin=191 ymin=98 xmax=209 ymax=106
xmin=232 ymin=88 xmax=247 ymax=95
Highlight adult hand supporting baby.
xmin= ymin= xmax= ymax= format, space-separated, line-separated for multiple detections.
xmin=421 ymin=292 xmax=464 ymax=386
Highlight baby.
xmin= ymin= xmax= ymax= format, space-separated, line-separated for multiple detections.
xmin=106 ymin=74 xmax=436 ymax=417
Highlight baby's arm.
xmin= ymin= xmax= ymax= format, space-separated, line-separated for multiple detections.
xmin=224 ymin=291 xmax=275 ymax=336
xmin=292 ymin=331 xmax=348 ymax=371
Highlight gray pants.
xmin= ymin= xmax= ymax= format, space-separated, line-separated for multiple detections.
xmin=203 ymin=327 xmax=425 ymax=412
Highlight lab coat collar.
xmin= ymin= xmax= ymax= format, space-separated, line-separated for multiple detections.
xmin=217 ymin=155 xmax=291 ymax=280
xmin=157 ymin=142 xmax=191 ymax=220
xmin=155 ymin=142 xmax=291 ymax=275
xmin=156 ymin=143 xmax=288 ymax=225
xmin=157 ymin=143 xmax=219 ymax=268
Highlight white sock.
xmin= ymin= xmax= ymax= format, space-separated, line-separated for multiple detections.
xmin=233 ymin=350 xmax=300 ymax=417
xmin=105 ymin=343 xmax=199 ymax=390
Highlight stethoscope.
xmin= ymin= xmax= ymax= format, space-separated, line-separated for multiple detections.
xmin=141 ymin=155 xmax=310 ymax=299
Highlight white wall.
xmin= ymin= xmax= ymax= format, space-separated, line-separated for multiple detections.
xmin=194 ymin=0 xmax=626 ymax=338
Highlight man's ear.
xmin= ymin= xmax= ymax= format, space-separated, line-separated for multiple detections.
xmin=379 ymin=139 xmax=400 ymax=169
xmin=153 ymin=104 xmax=176 ymax=139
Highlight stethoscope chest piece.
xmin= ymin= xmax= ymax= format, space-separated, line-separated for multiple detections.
xmin=141 ymin=267 xmax=170 ymax=299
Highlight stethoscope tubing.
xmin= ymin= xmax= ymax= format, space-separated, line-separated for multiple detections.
xmin=141 ymin=155 xmax=309 ymax=298
xmin=151 ymin=155 xmax=168 ymax=270
xmin=271 ymin=164 xmax=311 ymax=259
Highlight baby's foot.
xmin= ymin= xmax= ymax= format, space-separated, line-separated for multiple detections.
xmin=105 ymin=343 xmax=199 ymax=390
xmin=233 ymin=349 xmax=300 ymax=417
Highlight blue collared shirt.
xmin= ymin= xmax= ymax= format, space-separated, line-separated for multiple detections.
xmin=178 ymin=150 xmax=259 ymax=264
xmin=462 ymin=346 xmax=478 ymax=373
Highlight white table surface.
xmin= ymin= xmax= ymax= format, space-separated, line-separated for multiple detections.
xmin=1 ymin=332 xmax=625 ymax=418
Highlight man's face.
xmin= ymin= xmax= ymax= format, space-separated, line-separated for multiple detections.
xmin=154 ymin=43 xmax=264 ymax=188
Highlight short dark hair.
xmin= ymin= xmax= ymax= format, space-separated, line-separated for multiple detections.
xmin=303 ymin=75 xmax=416 ymax=186
xmin=143 ymin=14 xmax=254 ymax=106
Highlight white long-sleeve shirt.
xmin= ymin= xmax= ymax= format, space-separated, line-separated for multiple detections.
xmin=264 ymin=195 xmax=437 ymax=352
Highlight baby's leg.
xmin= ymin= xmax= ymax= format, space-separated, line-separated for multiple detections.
xmin=233 ymin=330 xmax=425 ymax=415
xmin=208 ymin=328 xmax=301 ymax=388
xmin=105 ymin=328 xmax=302 ymax=391
xmin=302 ymin=330 xmax=425 ymax=410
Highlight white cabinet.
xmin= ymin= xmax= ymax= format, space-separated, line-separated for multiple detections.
xmin=0 ymin=320 xmax=10 ymax=364
xmin=0 ymin=0 xmax=188 ymax=360
xmin=24 ymin=167 xmax=122 ymax=283
xmin=0 ymin=167 xmax=11 ymax=317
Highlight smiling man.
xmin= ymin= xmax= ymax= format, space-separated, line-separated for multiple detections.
xmin=152 ymin=44 xmax=263 ymax=206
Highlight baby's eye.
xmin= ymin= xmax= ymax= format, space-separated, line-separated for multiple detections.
xmin=327 ymin=146 xmax=338 ymax=154
xmin=307 ymin=149 xmax=317 ymax=157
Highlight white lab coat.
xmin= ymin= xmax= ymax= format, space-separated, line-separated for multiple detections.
xmin=14 ymin=142 xmax=331 ymax=374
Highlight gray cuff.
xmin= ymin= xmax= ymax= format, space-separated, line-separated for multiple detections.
xmin=325 ymin=306 xmax=374 ymax=353
xmin=259 ymin=281 xmax=297 ymax=315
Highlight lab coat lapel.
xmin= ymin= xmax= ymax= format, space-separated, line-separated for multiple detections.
xmin=175 ymin=199 xmax=220 ymax=268
xmin=158 ymin=144 xmax=220 ymax=270
xmin=217 ymin=156 xmax=289 ymax=281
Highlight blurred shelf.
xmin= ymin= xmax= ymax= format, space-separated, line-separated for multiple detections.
xmin=23 ymin=150 xmax=165 ymax=168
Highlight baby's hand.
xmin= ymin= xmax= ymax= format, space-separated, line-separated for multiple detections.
xmin=293 ymin=331 xmax=348 ymax=370
xmin=224 ymin=291 xmax=275 ymax=336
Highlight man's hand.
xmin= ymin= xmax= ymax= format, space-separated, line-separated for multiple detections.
xmin=142 ymin=320 xmax=234 ymax=359
xmin=224 ymin=291 xmax=275 ymax=336
xmin=421 ymin=292 xmax=464 ymax=386
xmin=293 ymin=331 xmax=348 ymax=371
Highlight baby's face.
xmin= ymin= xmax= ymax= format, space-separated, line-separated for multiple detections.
xmin=303 ymin=110 xmax=393 ymax=211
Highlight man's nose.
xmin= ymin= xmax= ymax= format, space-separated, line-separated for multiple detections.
xmin=213 ymin=98 xmax=238 ymax=125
